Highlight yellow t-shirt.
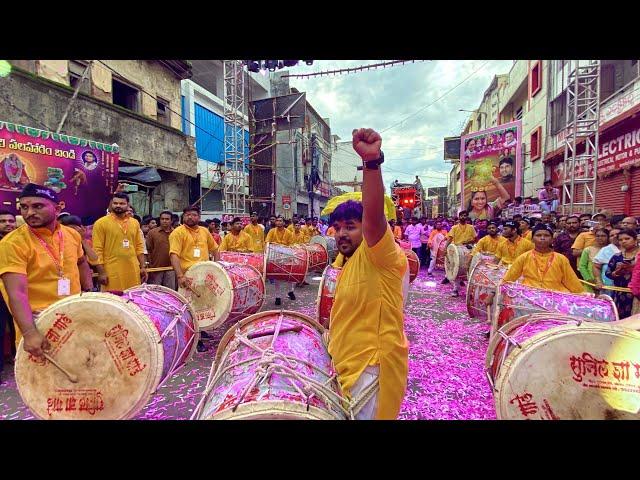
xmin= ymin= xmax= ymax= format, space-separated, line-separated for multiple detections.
xmin=0 ymin=224 xmax=83 ymax=313
xmin=219 ymin=230 xmax=253 ymax=252
xmin=502 ymin=250 xmax=584 ymax=293
xmin=92 ymin=214 xmax=145 ymax=291
xmin=265 ymin=227 xmax=294 ymax=246
xmin=572 ymin=231 xmax=596 ymax=251
xmin=329 ymin=226 xmax=408 ymax=420
xmin=495 ymin=236 xmax=534 ymax=265
xmin=169 ymin=225 xmax=218 ymax=272
xmin=447 ymin=224 xmax=477 ymax=245
xmin=470 ymin=235 xmax=506 ymax=256
xmin=243 ymin=223 xmax=265 ymax=253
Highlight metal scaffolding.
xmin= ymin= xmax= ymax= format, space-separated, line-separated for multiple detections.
xmin=561 ymin=60 xmax=601 ymax=215
xmin=222 ymin=60 xmax=247 ymax=214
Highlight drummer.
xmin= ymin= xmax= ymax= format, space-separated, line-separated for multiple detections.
xmin=0 ymin=183 xmax=92 ymax=357
xmin=467 ymin=221 xmax=505 ymax=267
xmin=265 ymin=215 xmax=296 ymax=305
xmin=324 ymin=127 xmax=408 ymax=420
xmin=243 ymin=212 xmax=265 ymax=253
xmin=444 ymin=210 xmax=476 ymax=297
xmin=291 ymin=221 xmax=305 ymax=244
xmin=169 ymin=205 xmax=220 ymax=353
xmin=219 ymin=217 xmax=253 ymax=253
xmin=494 ymin=220 xmax=533 ymax=266
xmin=501 ymin=223 xmax=584 ymax=294
xmin=427 ymin=219 xmax=447 ymax=276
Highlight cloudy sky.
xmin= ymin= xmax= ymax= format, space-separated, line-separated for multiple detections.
xmin=288 ymin=60 xmax=514 ymax=191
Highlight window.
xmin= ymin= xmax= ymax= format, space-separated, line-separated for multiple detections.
xmin=515 ymin=106 xmax=523 ymax=120
xmin=530 ymin=61 xmax=542 ymax=98
xmin=600 ymin=64 xmax=616 ymax=101
xmin=550 ymin=94 xmax=567 ymax=135
xmin=112 ymin=77 xmax=139 ymax=112
xmin=530 ymin=127 xmax=542 ymax=161
xmin=157 ymin=97 xmax=170 ymax=126
xmin=68 ymin=60 xmax=91 ymax=95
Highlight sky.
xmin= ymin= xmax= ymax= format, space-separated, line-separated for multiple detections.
xmin=287 ymin=60 xmax=514 ymax=191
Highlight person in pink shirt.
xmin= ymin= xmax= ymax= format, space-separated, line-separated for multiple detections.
xmin=630 ymin=251 xmax=640 ymax=299
xmin=538 ymin=180 xmax=560 ymax=213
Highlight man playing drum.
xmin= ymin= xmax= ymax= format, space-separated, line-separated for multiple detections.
xmin=469 ymin=221 xmax=504 ymax=258
xmin=494 ymin=220 xmax=533 ymax=266
xmin=444 ymin=210 xmax=476 ymax=296
xmin=219 ymin=217 xmax=253 ymax=253
xmin=324 ymin=127 xmax=408 ymax=420
xmin=146 ymin=210 xmax=177 ymax=290
xmin=244 ymin=212 xmax=265 ymax=253
xmin=427 ymin=220 xmax=447 ymax=276
xmin=265 ymin=215 xmax=296 ymax=305
xmin=501 ymin=223 xmax=584 ymax=294
xmin=170 ymin=205 xmax=220 ymax=353
xmin=0 ymin=184 xmax=92 ymax=358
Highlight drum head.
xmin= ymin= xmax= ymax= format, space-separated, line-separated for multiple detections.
xmin=310 ymin=236 xmax=327 ymax=249
xmin=445 ymin=244 xmax=460 ymax=282
xmin=15 ymin=293 xmax=163 ymax=420
xmin=180 ymin=261 xmax=233 ymax=331
xmin=494 ymin=319 xmax=640 ymax=420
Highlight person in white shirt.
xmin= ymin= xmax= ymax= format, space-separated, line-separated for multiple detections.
xmin=403 ymin=217 xmax=423 ymax=260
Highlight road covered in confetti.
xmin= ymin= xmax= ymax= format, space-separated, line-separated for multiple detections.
xmin=0 ymin=268 xmax=496 ymax=420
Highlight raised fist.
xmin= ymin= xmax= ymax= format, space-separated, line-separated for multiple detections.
xmin=352 ymin=128 xmax=382 ymax=162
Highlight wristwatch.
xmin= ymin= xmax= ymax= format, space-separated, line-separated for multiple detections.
xmin=358 ymin=151 xmax=385 ymax=170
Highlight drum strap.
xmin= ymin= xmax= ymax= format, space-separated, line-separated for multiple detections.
xmin=348 ymin=378 xmax=380 ymax=420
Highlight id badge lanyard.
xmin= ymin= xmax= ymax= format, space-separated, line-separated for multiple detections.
xmin=29 ymin=227 xmax=70 ymax=296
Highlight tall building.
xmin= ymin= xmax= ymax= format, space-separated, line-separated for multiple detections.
xmin=1 ymin=60 xmax=196 ymax=217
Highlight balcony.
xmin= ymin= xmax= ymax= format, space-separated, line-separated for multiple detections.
xmin=600 ymin=77 xmax=640 ymax=128
xmin=501 ymin=60 xmax=529 ymax=106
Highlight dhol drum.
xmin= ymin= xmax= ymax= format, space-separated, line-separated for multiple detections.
xmin=219 ymin=251 xmax=265 ymax=277
xmin=404 ymin=248 xmax=420 ymax=284
xmin=445 ymin=244 xmax=472 ymax=282
xmin=14 ymin=285 xmax=198 ymax=420
xmin=191 ymin=310 xmax=349 ymax=420
xmin=310 ymin=236 xmax=338 ymax=262
xmin=468 ymin=252 xmax=498 ymax=276
xmin=466 ymin=262 xmax=508 ymax=320
xmin=486 ymin=313 xmax=640 ymax=420
xmin=397 ymin=239 xmax=411 ymax=250
xmin=317 ymin=264 xmax=340 ymax=328
xmin=433 ymin=232 xmax=447 ymax=270
xmin=180 ymin=261 xmax=265 ymax=331
xmin=301 ymin=242 xmax=329 ymax=274
xmin=264 ymin=243 xmax=309 ymax=284
xmin=491 ymin=282 xmax=619 ymax=337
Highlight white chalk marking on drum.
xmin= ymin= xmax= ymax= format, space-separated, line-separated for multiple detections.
xmin=43 ymin=352 xmax=79 ymax=383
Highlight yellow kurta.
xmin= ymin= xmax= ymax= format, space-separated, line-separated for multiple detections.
xmin=502 ymin=250 xmax=584 ymax=293
xmin=447 ymin=224 xmax=477 ymax=245
xmin=522 ymin=230 xmax=532 ymax=241
xmin=301 ymin=225 xmax=320 ymax=243
xmin=92 ymin=214 xmax=144 ymax=291
xmin=470 ymin=235 xmax=505 ymax=256
xmin=329 ymin=227 xmax=408 ymax=420
xmin=243 ymin=223 xmax=265 ymax=253
xmin=291 ymin=230 xmax=305 ymax=244
xmin=495 ymin=236 xmax=534 ymax=265
xmin=169 ymin=225 xmax=218 ymax=273
xmin=265 ymin=227 xmax=294 ymax=246
xmin=572 ymin=231 xmax=596 ymax=251
xmin=219 ymin=230 xmax=253 ymax=252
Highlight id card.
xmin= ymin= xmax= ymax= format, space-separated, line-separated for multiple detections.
xmin=58 ymin=278 xmax=71 ymax=296
xmin=193 ymin=247 xmax=201 ymax=258
xmin=122 ymin=239 xmax=130 ymax=249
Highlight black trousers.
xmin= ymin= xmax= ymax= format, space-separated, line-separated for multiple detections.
xmin=0 ymin=296 xmax=16 ymax=373
xmin=420 ymin=243 xmax=431 ymax=267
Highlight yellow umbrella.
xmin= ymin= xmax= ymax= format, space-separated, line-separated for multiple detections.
xmin=321 ymin=192 xmax=397 ymax=221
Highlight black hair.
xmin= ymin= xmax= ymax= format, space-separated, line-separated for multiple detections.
xmin=0 ymin=209 xmax=15 ymax=217
xmin=133 ymin=215 xmax=142 ymax=224
xmin=112 ymin=192 xmax=130 ymax=203
xmin=499 ymin=157 xmax=514 ymax=166
xmin=159 ymin=210 xmax=173 ymax=219
xmin=618 ymin=228 xmax=638 ymax=239
xmin=232 ymin=217 xmax=241 ymax=224
xmin=60 ymin=215 xmax=83 ymax=227
xmin=183 ymin=205 xmax=200 ymax=214
xmin=544 ymin=180 xmax=552 ymax=186
xmin=329 ymin=200 xmax=363 ymax=225
xmin=566 ymin=215 xmax=580 ymax=222
xmin=458 ymin=210 xmax=468 ymax=216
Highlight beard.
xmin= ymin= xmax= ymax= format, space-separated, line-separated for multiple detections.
xmin=112 ymin=207 xmax=126 ymax=215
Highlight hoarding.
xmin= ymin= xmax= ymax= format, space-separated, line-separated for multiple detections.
xmin=460 ymin=120 xmax=522 ymax=220
xmin=0 ymin=121 xmax=119 ymax=220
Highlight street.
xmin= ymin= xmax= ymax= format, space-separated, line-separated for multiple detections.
xmin=0 ymin=266 xmax=496 ymax=420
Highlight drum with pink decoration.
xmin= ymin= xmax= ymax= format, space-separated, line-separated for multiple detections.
xmin=317 ymin=264 xmax=340 ymax=328
xmin=486 ymin=313 xmax=640 ymax=420
xmin=191 ymin=310 xmax=349 ymax=420
xmin=219 ymin=251 xmax=265 ymax=277
xmin=466 ymin=261 xmax=508 ymax=320
xmin=180 ymin=261 xmax=265 ymax=332
xmin=301 ymin=242 xmax=329 ymax=274
xmin=264 ymin=243 xmax=309 ymax=285
xmin=491 ymin=282 xmax=619 ymax=337
xmin=433 ymin=232 xmax=447 ymax=270
xmin=310 ymin=235 xmax=338 ymax=262
xmin=15 ymin=285 xmax=198 ymax=419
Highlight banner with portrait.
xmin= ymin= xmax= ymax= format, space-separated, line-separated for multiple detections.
xmin=459 ymin=120 xmax=522 ymax=221
xmin=0 ymin=121 xmax=119 ymax=221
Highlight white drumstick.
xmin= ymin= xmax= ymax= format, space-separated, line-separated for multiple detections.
xmin=43 ymin=353 xmax=79 ymax=383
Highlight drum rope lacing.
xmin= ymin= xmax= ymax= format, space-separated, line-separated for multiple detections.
xmin=191 ymin=313 xmax=350 ymax=419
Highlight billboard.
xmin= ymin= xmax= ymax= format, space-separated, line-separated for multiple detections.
xmin=443 ymin=136 xmax=461 ymax=160
xmin=0 ymin=121 xmax=119 ymax=220
xmin=460 ymin=120 xmax=522 ymax=221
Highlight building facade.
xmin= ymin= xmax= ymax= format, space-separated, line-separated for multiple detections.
xmin=2 ymin=60 xmax=196 ymax=217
